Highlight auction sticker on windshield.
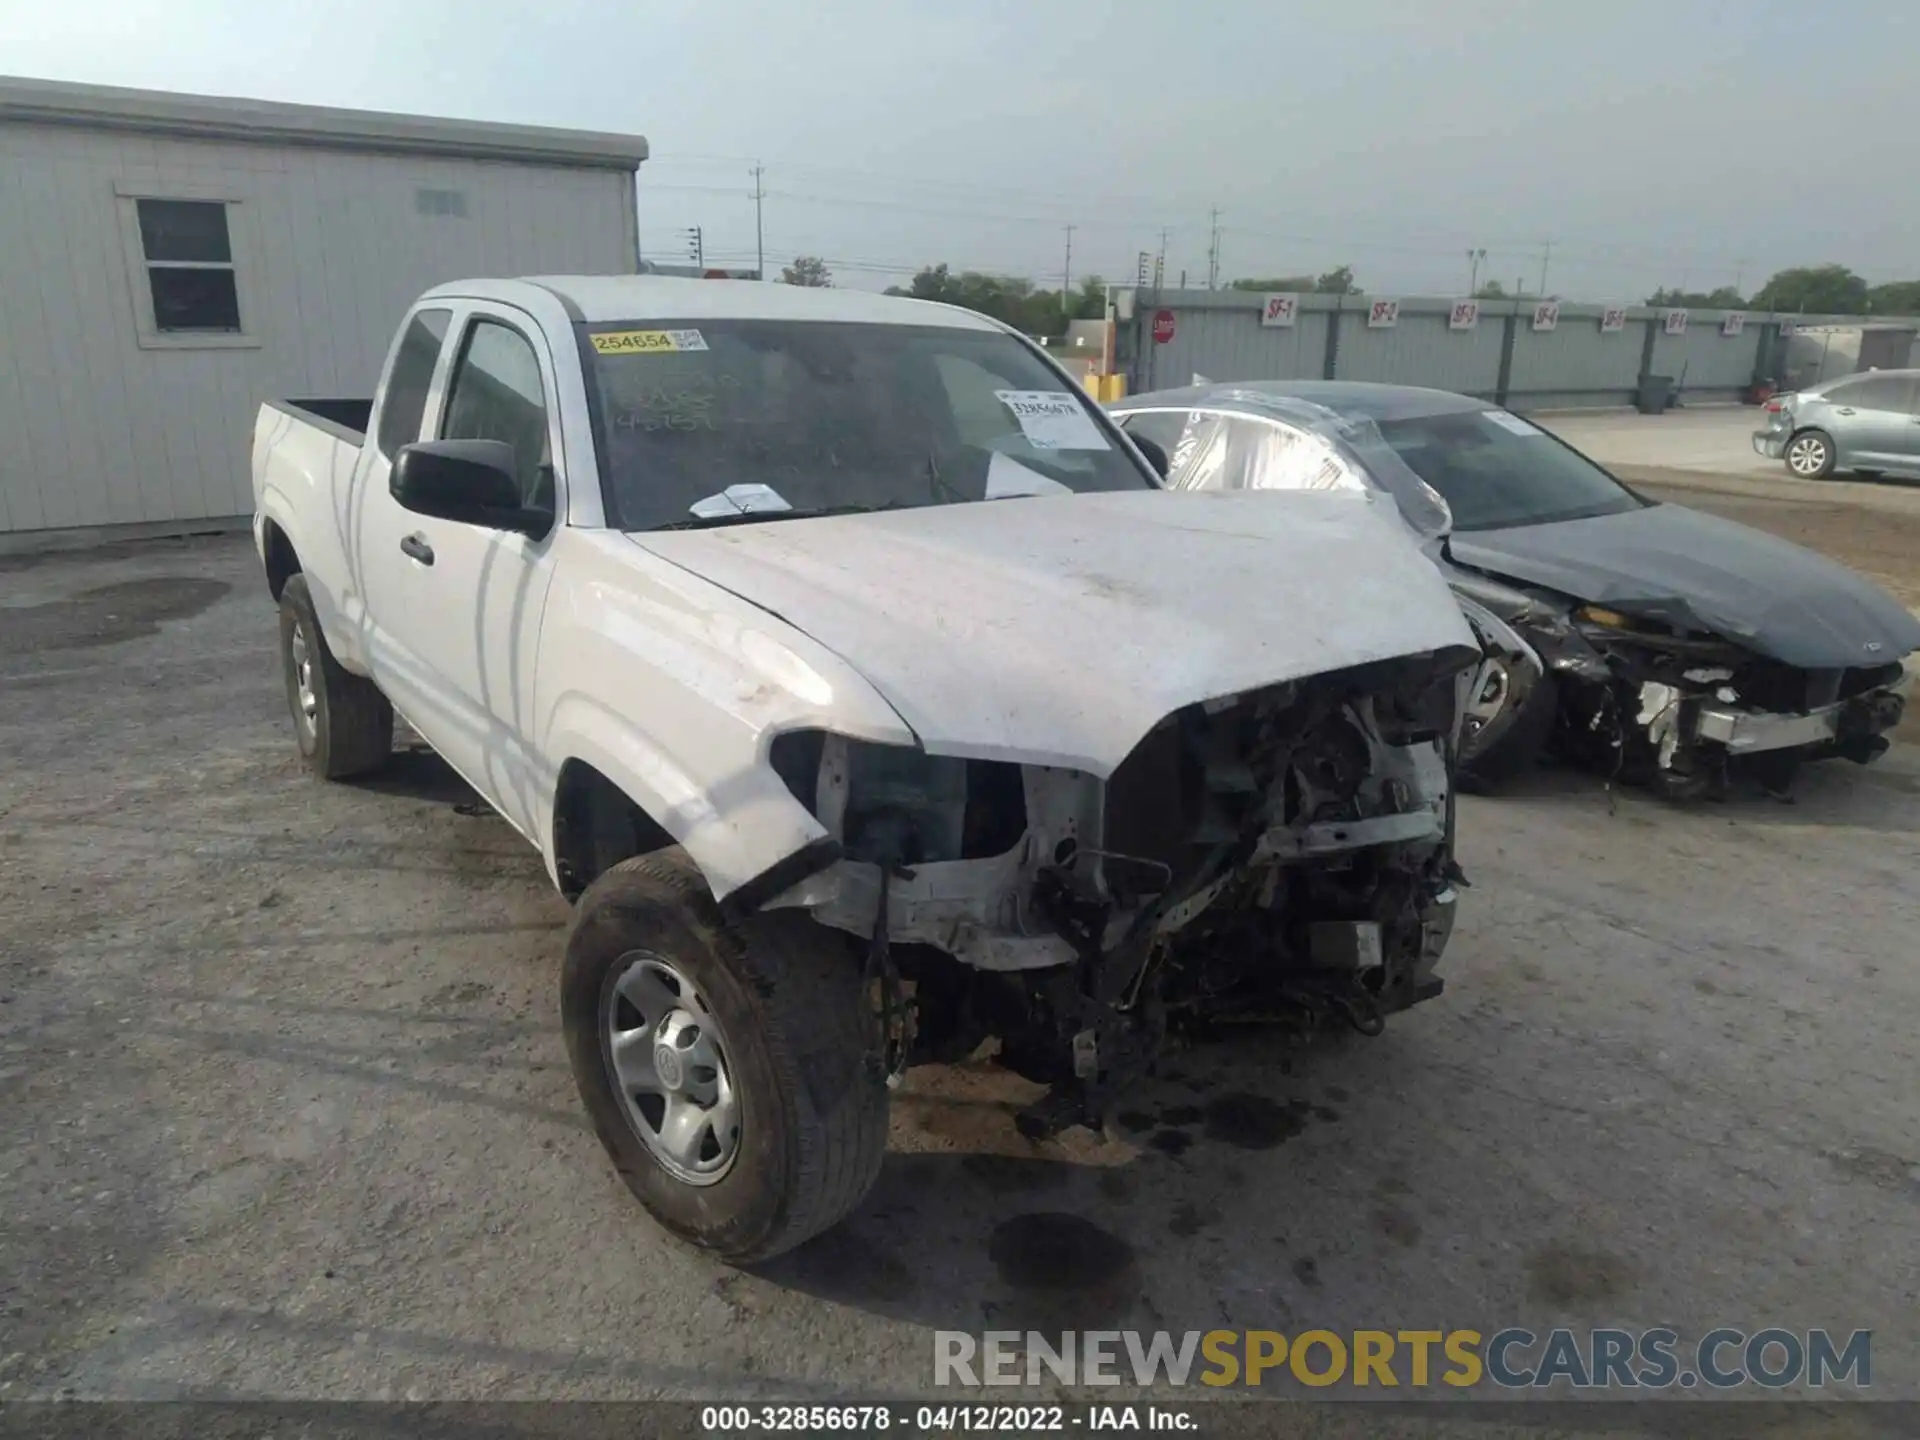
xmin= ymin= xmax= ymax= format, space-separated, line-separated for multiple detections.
xmin=995 ymin=390 xmax=1110 ymax=450
xmin=591 ymin=329 xmax=710 ymax=355
xmin=1482 ymin=410 xmax=1543 ymax=437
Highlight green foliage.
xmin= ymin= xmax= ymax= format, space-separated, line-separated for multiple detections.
xmin=1227 ymin=266 xmax=1361 ymax=295
xmin=780 ymin=256 xmax=832 ymax=287
xmin=1867 ymin=280 xmax=1920 ymax=315
xmin=1314 ymin=264 xmax=1362 ymax=295
xmin=1473 ymin=280 xmax=1508 ymax=299
xmin=1230 ymin=276 xmax=1315 ymax=292
xmin=885 ymin=264 xmax=1108 ymax=335
xmin=1645 ymin=285 xmax=1745 ymax=307
xmin=1749 ymin=265 xmax=1868 ymax=314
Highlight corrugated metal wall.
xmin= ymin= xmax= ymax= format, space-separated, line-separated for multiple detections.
xmin=0 ymin=122 xmax=637 ymax=538
xmin=1334 ymin=301 xmax=1505 ymax=394
xmin=1135 ymin=294 xmax=1328 ymax=392
xmin=1123 ymin=290 xmax=1914 ymax=413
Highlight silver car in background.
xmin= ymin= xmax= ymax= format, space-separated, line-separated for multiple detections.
xmin=1753 ymin=368 xmax=1920 ymax=479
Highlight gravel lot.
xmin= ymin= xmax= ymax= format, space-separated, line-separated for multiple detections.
xmin=2 ymin=472 xmax=1917 ymax=1427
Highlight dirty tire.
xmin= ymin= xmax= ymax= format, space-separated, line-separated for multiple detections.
xmin=278 ymin=573 xmax=393 ymax=779
xmin=1459 ymin=674 xmax=1559 ymax=791
xmin=1784 ymin=429 xmax=1836 ymax=479
xmin=561 ymin=851 xmax=888 ymax=1264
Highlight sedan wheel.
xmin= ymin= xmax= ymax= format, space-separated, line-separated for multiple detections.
xmin=1786 ymin=432 xmax=1834 ymax=478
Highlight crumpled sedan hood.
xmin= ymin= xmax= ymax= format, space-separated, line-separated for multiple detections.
xmin=1447 ymin=502 xmax=1920 ymax=669
xmin=634 ymin=489 xmax=1476 ymax=774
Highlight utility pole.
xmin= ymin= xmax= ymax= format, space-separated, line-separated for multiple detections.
xmin=750 ymin=163 xmax=765 ymax=281
xmin=1538 ymin=239 xmax=1553 ymax=297
xmin=1205 ymin=208 xmax=1221 ymax=290
xmin=1062 ymin=224 xmax=1075 ymax=321
xmin=1734 ymin=257 xmax=1750 ymax=297
xmin=685 ymin=226 xmax=704 ymax=268
xmin=1467 ymin=248 xmax=1486 ymax=294
xmin=1153 ymin=227 xmax=1169 ymax=290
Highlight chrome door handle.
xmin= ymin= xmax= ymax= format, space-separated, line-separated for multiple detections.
xmin=400 ymin=534 xmax=435 ymax=566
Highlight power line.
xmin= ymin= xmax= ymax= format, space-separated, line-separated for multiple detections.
xmin=1206 ymin=207 xmax=1221 ymax=290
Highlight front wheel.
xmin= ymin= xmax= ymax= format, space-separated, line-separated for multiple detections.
xmin=560 ymin=852 xmax=888 ymax=1263
xmin=1459 ymin=671 xmax=1558 ymax=790
xmin=1784 ymin=430 xmax=1836 ymax=479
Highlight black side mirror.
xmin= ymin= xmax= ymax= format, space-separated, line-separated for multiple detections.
xmin=391 ymin=440 xmax=542 ymax=533
xmin=1131 ymin=434 xmax=1171 ymax=479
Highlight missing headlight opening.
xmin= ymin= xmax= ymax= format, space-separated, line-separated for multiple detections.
xmin=769 ymin=646 xmax=1475 ymax=1138
xmin=1557 ymin=610 xmax=1912 ymax=801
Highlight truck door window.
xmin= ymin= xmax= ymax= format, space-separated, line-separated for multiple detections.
xmin=441 ymin=320 xmax=554 ymax=516
xmin=375 ymin=308 xmax=451 ymax=458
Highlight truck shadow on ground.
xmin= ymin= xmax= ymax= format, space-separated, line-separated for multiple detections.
xmin=353 ymin=744 xmax=488 ymax=808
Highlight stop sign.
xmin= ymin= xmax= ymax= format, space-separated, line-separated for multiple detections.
xmin=1152 ymin=309 xmax=1177 ymax=344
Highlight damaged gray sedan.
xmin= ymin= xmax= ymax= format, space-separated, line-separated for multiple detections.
xmin=1113 ymin=381 xmax=1919 ymax=798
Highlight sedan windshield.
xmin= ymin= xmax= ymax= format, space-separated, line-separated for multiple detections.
xmin=579 ymin=319 xmax=1154 ymax=530
xmin=1375 ymin=410 xmax=1645 ymax=532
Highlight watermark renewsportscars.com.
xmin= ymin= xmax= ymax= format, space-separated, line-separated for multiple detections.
xmin=934 ymin=1328 xmax=1873 ymax=1392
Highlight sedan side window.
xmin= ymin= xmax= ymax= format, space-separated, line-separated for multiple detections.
xmin=1829 ymin=376 xmax=1907 ymax=411
xmin=1223 ymin=417 xmax=1362 ymax=492
xmin=441 ymin=320 xmax=554 ymax=515
xmin=1119 ymin=411 xmax=1189 ymax=457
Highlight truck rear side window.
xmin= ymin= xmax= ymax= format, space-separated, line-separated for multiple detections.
xmin=376 ymin=308 xmax=452 ymax=458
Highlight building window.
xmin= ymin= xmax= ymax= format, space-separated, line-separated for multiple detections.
xmin=415 ymin=188 xmax=469 ymax=218
xmin=136 ymin=199 xmax=241 ymax=333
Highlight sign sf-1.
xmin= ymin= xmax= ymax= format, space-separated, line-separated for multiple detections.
xmin=1532 ymin=301 xmax=1560 ymax=332
xmin=1449 ymin=299 xmax=1480 ymax=331
xmin=1260 ymin=293 xmax=1299 ymax=328
xmin=1367 ymin=298 xmax=1400 ymax=329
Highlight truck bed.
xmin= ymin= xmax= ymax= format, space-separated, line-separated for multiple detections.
xmin=270 ymin=398 xmax=374 ymax=442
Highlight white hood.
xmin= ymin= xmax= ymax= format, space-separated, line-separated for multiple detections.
xmin=633 ymin=489 xmax=1475 ymax=775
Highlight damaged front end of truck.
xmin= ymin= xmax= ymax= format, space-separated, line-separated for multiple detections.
xmin=767 ymin=644 xmax=1476 ymax=1138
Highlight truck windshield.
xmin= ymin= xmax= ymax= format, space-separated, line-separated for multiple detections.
xmin=578 ymin=319 xmax=1154 ymax=530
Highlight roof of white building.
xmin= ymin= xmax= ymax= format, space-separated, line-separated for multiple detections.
xmin=0 ymin=74 xmax=648 ymax=170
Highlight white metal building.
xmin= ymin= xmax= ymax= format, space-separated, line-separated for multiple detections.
xmin=0 ymin=76 xmax=647 ymax=548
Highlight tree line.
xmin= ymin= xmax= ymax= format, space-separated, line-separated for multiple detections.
xmin=781 ymin=256 xmax=1108 ymax=334
xmin=779 ymin=255 xmax=1920 ymax=330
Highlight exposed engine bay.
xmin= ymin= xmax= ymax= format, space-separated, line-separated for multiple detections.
xmin=769 ymin=645 xmax=1475 ymax=1135
xmin=1449 ymin=568 xmax=1911 ymax=800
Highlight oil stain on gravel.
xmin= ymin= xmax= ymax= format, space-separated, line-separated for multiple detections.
xmin=1525 ymin=1242 xmax=1633 ymax=1306
xmin=989 ymin=1213 xmax=1139 ymax=1326
xmin=1203 ymin=1093 xmax=1312 ymax=1149
xmin=2 ymin=578 xmax=231 ymax=655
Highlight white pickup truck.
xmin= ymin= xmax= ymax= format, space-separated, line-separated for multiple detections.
xmin=252 ymin=275 xmax=1480 ymax=1261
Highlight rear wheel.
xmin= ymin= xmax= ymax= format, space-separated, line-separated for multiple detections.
xmin=1784 ymin=430 xmax=1835 ymax=479
xmin=278 ymin=574 xmax=393 ymax=779
xmin=561 ymin=852 xmax=888 ymax=1263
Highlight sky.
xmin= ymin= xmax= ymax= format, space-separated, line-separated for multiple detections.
xmin=5 ymin=0 xmax=1915 ymax=299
